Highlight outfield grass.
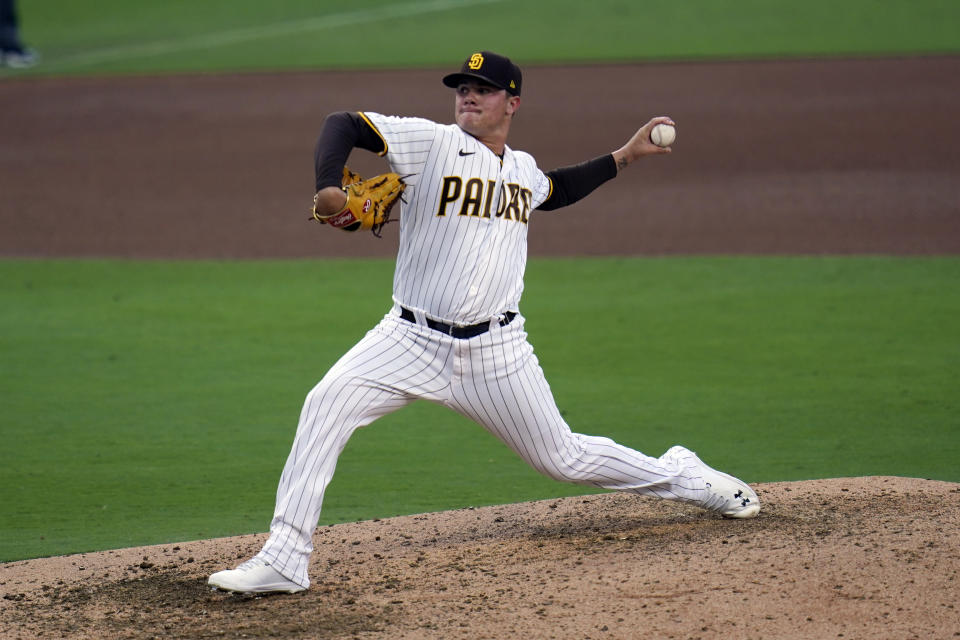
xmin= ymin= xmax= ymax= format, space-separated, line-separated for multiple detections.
xmin=2 ymin=257 xmax=957 ymax=561
xmin=9 ymin=0 xmax=960 ymax=77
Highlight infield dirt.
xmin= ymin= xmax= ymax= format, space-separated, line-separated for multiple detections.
xmin=2 ymin=477 xmax=959 ymax=639
xmin=2 ymin=57 xmax=959 ymax=257
xmin=1 ymin=57 xmax=959 ymax=639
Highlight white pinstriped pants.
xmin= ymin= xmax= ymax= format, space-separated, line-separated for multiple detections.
xmin=258 ymin=309 xmax=706 ymax=588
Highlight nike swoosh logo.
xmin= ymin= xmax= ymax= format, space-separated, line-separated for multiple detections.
xmin=458 ymin=149 xmax=475 ymax=156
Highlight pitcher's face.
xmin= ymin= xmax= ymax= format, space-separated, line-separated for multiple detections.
xmin=454 ymin=81 xmax=519 ymax=139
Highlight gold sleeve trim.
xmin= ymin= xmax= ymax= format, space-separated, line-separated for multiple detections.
xmin=358 ymin=111 xmax=388 ymax=157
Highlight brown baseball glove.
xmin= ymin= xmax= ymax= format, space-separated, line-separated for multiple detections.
xmin=310 ymin=167 xmax=405 ymax=236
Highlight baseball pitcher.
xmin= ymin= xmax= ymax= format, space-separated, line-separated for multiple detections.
xmin=209 ymin=51 xmax=760 ymax=594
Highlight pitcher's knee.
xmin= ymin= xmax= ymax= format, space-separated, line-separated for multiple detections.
xmin=530 ymin=449 xmax=593 ymax=484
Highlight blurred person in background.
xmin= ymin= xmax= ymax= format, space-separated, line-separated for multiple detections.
xmin=1 ymin=0 xmax=37 ymax=68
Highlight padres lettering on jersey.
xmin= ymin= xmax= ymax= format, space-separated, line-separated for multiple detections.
xmin=360 ymin=112 xmax=552 ymax=325
xmin=436 ymin=177 xmax=532 ymax=223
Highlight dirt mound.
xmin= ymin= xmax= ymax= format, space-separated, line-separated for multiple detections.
xmin=2 ymin=476 xmax=957 ymax=639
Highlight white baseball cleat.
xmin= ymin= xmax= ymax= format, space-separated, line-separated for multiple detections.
xmin=666 ymin=445 xmax=761 ymax=519
xmin=208 ymin=557 xmax=306 ymax=594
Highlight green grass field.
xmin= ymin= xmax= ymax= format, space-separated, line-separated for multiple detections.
xmin=2 ymin=258 xmax=958 ymax=562
xmin=8 ymin=0 xmax=960 ymax=76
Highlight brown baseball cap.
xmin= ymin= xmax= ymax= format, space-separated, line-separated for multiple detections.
xmin=442 ymin=51 xmax=522 ymax=96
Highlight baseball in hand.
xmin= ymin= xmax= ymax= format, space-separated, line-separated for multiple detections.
xmin=650 ymin=123 xmax=676 ymax=148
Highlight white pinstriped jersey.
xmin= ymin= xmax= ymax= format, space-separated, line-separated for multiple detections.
xmin=362 ymin=112 xmax=553 ymax=326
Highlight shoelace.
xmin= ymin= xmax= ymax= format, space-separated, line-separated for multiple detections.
xmin=235 ymin=557 xmax=268 ymax=572
xmin=698 ymin=482 xmax=736 ymax=513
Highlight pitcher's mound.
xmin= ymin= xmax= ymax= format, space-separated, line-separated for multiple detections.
xmin=2 ymin=476 xmax=957 ymax=639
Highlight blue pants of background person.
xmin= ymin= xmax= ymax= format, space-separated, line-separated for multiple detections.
xmin=1 ymin=0 xmax=26 ymax=53
xmin=1 ymin=0 xmax=36 ymax=68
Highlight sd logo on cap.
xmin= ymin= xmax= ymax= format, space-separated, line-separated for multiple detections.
xmin=443 ymin=51 xmax=522 ymax=96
